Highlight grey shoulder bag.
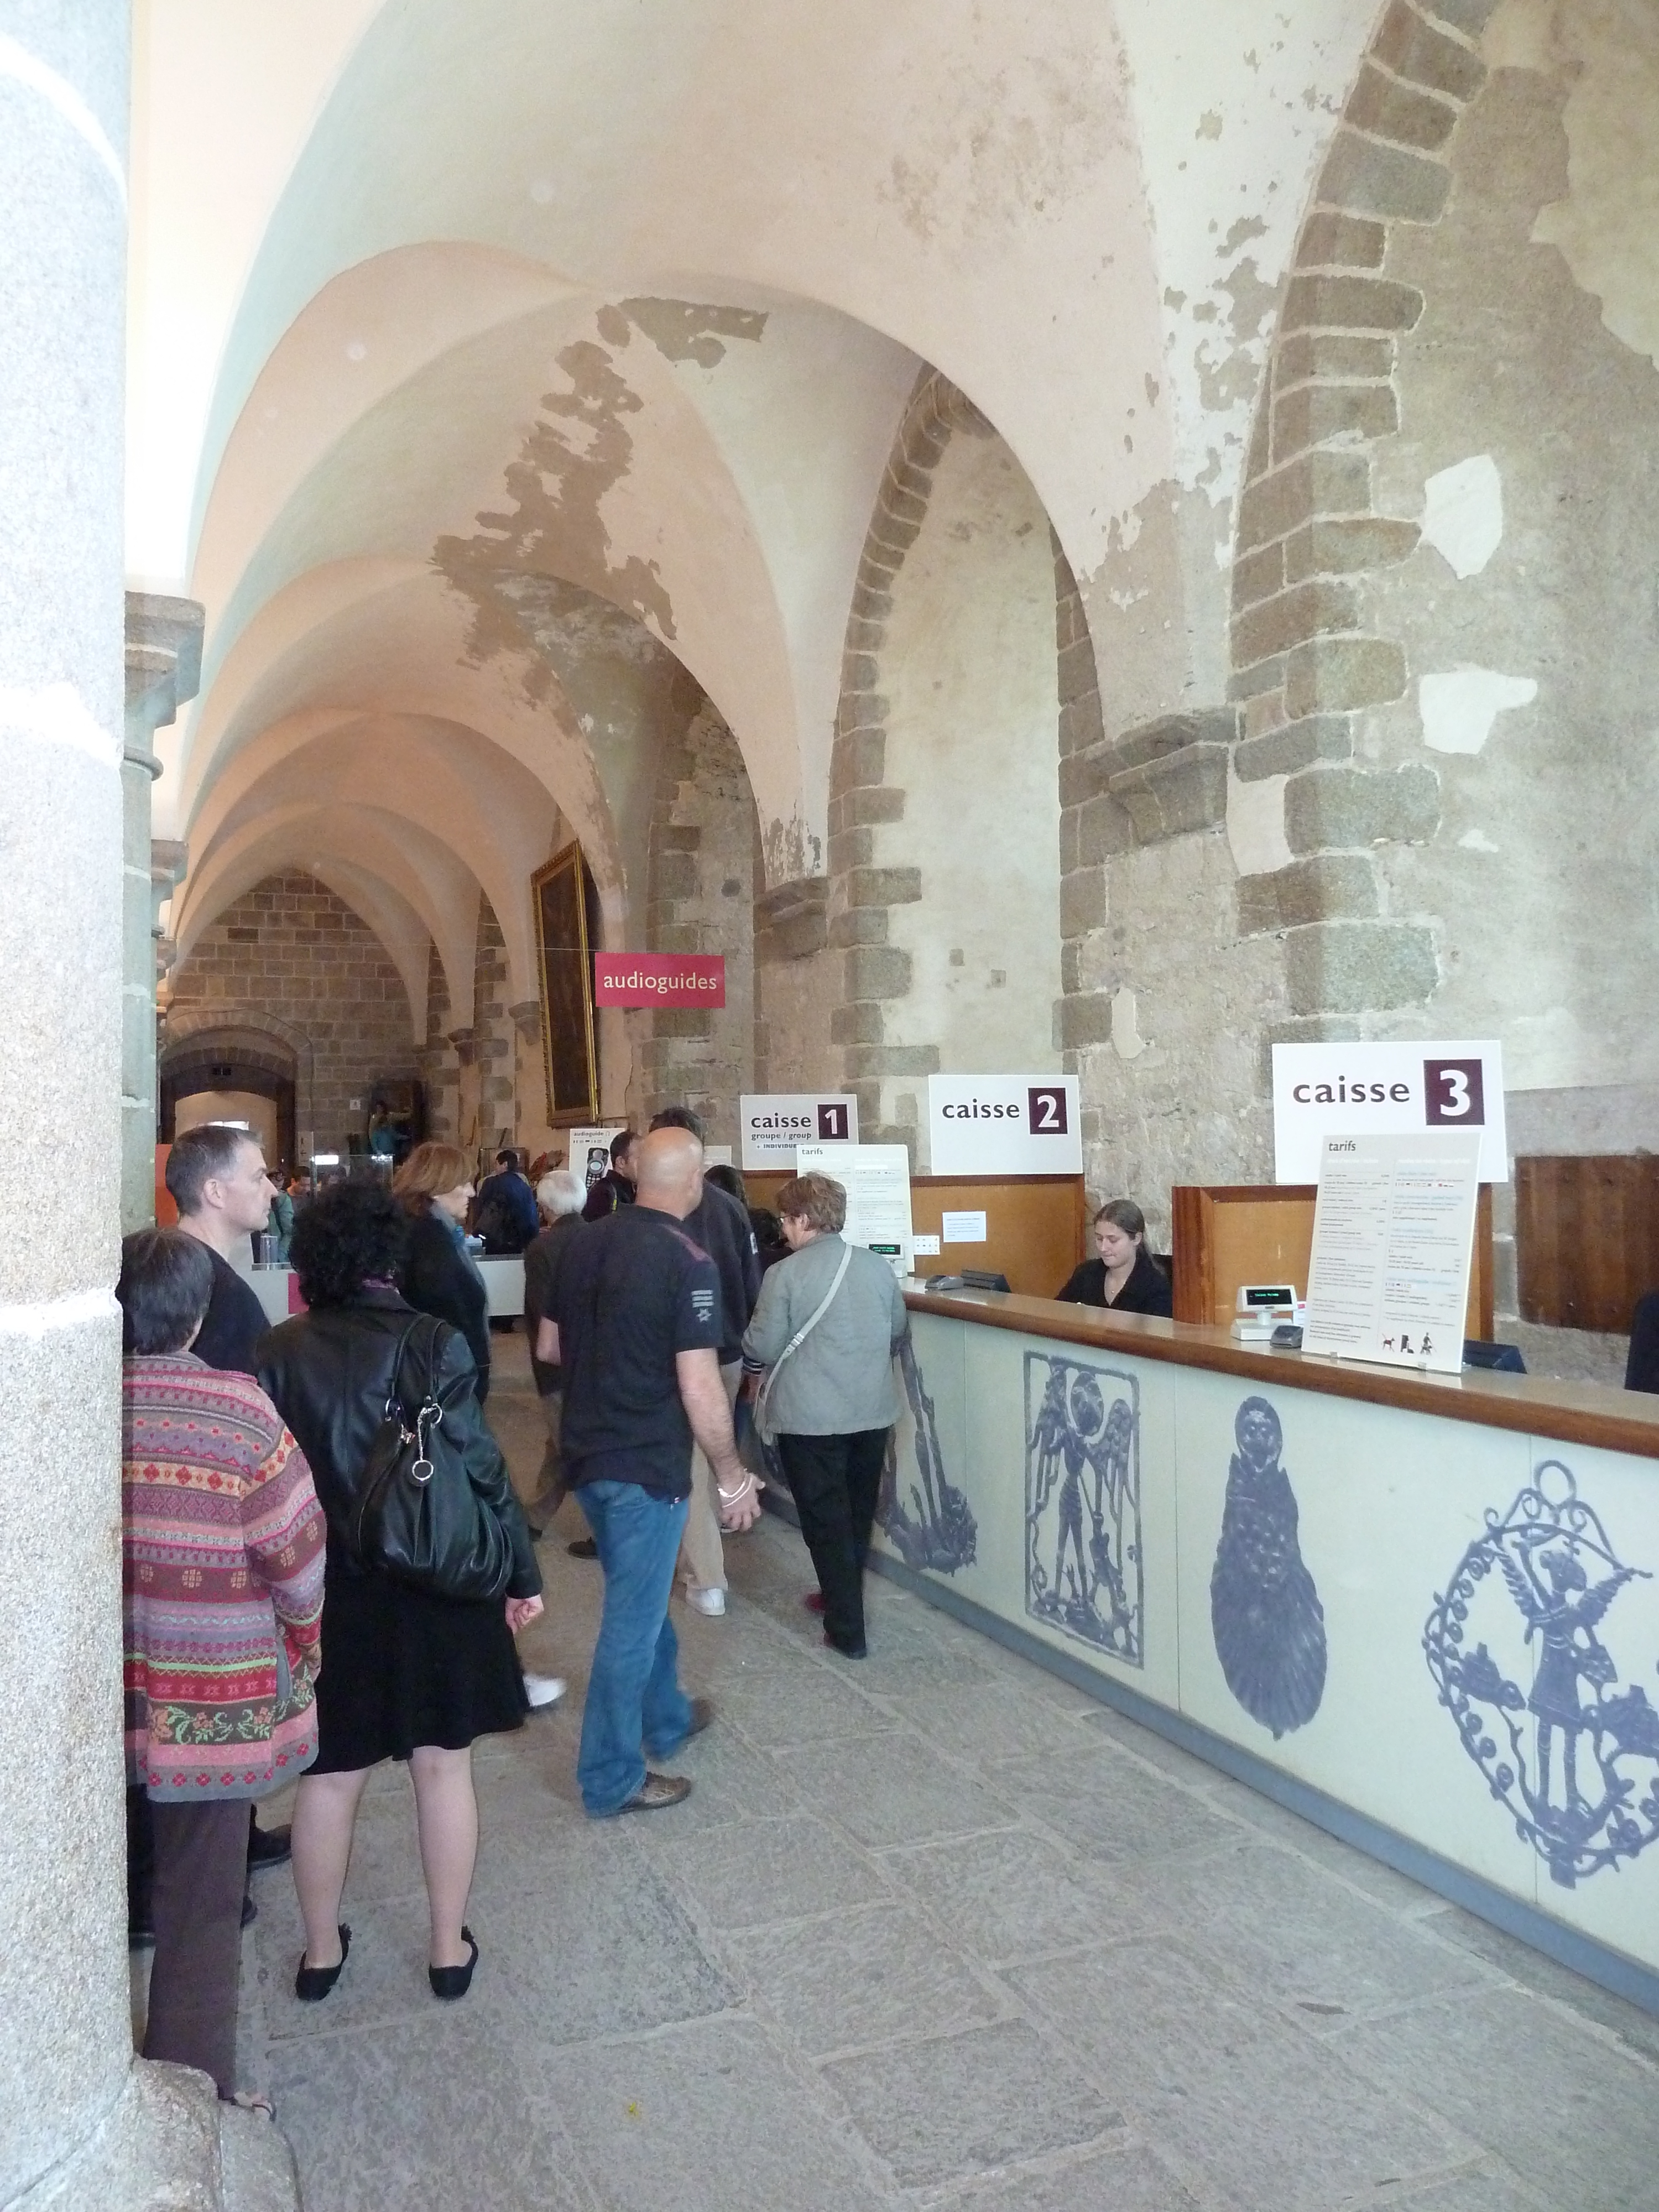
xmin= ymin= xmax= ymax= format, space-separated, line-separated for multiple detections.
xmin=754 ymin=1241 xmax=854 ymax=1444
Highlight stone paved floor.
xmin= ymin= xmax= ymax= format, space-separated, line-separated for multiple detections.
xmin=206 ymin=1342 xmax=1659 ymax=2209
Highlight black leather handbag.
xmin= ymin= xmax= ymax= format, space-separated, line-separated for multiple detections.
xmin=353 ymin=1316 xmax=514 ymax=1601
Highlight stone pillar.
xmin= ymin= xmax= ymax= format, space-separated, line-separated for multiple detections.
xmin=123 ymin=597 xmax=201 ymax=1232
xmin=0 ymin=12 xmax=291 ymax=2204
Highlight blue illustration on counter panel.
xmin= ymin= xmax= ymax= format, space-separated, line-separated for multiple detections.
xmin=1211 ymin=1396 xmax=1327 ymax=1738
xmin=878 ymin=1338 xmax=977 ymax=1574
xmin=1425 ymin=1459 xmax=1659 ymax=1888
xmin=1024 ymin=1354 xmax=1142 ymax=1666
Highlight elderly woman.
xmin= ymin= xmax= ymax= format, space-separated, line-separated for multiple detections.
xmin=740 ymin=1172 xmax=910 ymax=1658
xmin=1056 ymin=1198 xmax=1172 ymax=1317
xmin=393 ymin=1140 xmax=492 ymax=1399
xmin=257 ymin=1181 xmax=543 ymax=2003
xmin=119 ymin=1228 xmax=326 ymax=2109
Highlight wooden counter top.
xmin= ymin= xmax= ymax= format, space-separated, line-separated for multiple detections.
xmin=902 ymin=1284 xmax=1659 ymax=1461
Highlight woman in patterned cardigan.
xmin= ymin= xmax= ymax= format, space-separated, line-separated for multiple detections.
xmin=119 ymin=1228 xmax=326 ymax=2109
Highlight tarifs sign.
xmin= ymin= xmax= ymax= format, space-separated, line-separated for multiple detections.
xmin=593 ymin=952 xmax=725 ymax=1007
xmin=927 ymin=1074 xmax=1082 ymax=1175
xmin=739 ymin=1094 xmax=858 ymax=1171
xmin=1272 ymin=1040 xmax=1507 ymax=1183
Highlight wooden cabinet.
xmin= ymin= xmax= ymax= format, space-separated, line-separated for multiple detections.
xmin=1516 ymin=1156 xmax=1659 ymax=1332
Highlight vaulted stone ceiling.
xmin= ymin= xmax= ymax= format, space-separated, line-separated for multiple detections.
xmin=131 ymin=0 xmax=1381 ymax=1020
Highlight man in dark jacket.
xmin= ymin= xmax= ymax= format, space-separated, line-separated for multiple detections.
xmin=473 ymin=1150 xmax=539 ymax=1253
xmin=582 ymin=1130 xmax=639 ymax=1220
xmin=648 ymin=1108 xmax=760 ymax=1617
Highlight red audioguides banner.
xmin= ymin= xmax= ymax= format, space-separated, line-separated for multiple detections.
xmin=593 ymin=952 xmax=727 ymax=1008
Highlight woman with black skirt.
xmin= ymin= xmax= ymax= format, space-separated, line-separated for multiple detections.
xmin=394 ymin=1141 xmax=493 ymax=1399
xmin=257 ymin=1181 xmax=542 ymax=2003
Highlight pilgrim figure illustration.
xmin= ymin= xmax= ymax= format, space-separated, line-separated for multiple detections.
xmin=1210 ymin=1395 xmax=1327 ymax=1737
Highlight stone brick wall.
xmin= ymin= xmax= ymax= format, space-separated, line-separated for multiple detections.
xmin=167 ymin=872 xmax=418 ymax=1156
xmin=1224 ymin=0 xmax=1499 ymax=1039
xmin=633 ymin=701 xmax=757 ymax=1141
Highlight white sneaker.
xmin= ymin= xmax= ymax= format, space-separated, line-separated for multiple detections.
xmin=522 ymin=1671 xmax=567 ymax=1709
xmin=685 ymin=1584 xmax=727 ymax=1618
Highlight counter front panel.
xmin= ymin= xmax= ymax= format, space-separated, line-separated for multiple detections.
xmin=872 ymin=1295 xmax=1659 ymax=2002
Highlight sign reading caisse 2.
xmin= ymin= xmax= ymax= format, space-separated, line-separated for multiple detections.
xmin=927 ymin=1074 xmax=1082 ymax=1175
xmin=1272 ymin=1040 xmax=1507 ymax=1182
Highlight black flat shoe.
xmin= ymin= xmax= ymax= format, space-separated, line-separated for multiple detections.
xmin=567 ymin=1536 xmax=598 ymax=1559
xmin=295 ymin=1924 xmax=351 ymax=2002
xmin=247 ymin=1821 xmax=292 ymax=1871
xmin=429 ymin=1928 xmax=479 ymax=2000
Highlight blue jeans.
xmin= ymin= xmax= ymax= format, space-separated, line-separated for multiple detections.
xmin=576 ymin=1479 xmax=693 ymax=1815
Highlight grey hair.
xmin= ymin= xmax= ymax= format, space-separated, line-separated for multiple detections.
xmin=536 ymin=1169 xmax=586 ymax=1218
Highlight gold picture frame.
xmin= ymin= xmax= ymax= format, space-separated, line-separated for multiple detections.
xmin=531 ymin=840 xmax=601 ymax=1126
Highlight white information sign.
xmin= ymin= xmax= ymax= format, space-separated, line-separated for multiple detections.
xmin=567 ymin=1126 xmax=628 ymax=1191
xmin=797 ymin=1142 xmax=912 ymax=1279
xmin=927 ymin=1074 xmax=1082 ymax=1175
xmin=1302 ymin=1131 xmax=1481 ymax=1374
xmin=941 ymin=1210 xmax=988 ymax=1244
xmin=739 ymin=1093 xmax=858 ymax=1171
xmin=1273 ymin=1040 xmax=1506 ymax=1183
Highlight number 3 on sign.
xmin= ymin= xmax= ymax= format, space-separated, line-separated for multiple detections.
xmin=1423 ymin=1059 xmax=1485 ymax=1126
xmin=1027 ymin=1087 xmax=1068 ymax=1135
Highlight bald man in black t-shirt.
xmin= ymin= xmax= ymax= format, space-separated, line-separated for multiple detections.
xmin=540 ymin=1129 xmax=759 ymax=1817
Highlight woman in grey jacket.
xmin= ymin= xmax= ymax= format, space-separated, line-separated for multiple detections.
xmin=740 ymin=1172 xmax=910 ymax=1657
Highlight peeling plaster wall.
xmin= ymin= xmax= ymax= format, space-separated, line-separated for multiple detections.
xmin=1356 ymin=9 xmax=1659 ymax=1338
xmin=874 ymin=429 xmax=1062 ymax=1159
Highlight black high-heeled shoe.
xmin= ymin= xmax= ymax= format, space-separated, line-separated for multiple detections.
xmin=428 ymin=1927 xmax=479 ymax=2001
xmin=294 ymin=1923 xmax=351 ymax=2002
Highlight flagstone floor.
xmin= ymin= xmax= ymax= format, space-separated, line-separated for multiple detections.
xmin=164 ymin=1337 xmax=1659 ymax=2210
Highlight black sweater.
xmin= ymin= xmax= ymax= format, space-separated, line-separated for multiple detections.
xmin=400 ymin=1209 xmax=492 ymax=1399
xmin=1055 ymin=1244 xmax=1172 ymax=1317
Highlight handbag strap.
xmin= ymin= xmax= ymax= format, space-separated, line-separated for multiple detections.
xmin=757 ymin=1239 xmax=854 ymax=1427
xmin=385 ymin=1312 xmax=445 ymax=1423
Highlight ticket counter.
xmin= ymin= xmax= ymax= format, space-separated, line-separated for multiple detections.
xmin=870 ymin=1285 xmax=1659 ymax=2013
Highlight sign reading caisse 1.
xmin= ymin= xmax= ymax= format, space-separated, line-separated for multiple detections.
xmin=1272 ymin=1040 xmax=1507 ymax=1182
xmin=738 ymin=1094 xmax=859 ymax=1171
xmin=927 ymin=1074 xmax=1082 ymax=1175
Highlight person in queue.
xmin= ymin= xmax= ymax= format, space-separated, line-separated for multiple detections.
xmin=140 ymin=1123 xmax=293 ymax=1938
xmin=521 ymin=1167 xmax=587 ymax=1537
xmin=1055 ymin=1198 xmax=1173 ymax=1317
xmin=473 ymin=1147 xmax=540 ymax=1254
xmin=582 ymin=1128 xmax=639 ymax=1219
xmin=649 ymin=1107 xmax=761 ymax=1619
xmin=741 ymin=1172 xmax=910 ymax=1660
xmin=540 ymin=1125 xmax=760 ymax=1814
xmin=119 ymin=1228 xmax=326 ymax=2113
xmin=707 ymin=1160 xmax=789 ymax=1273
xmin=394 ymin=1141 xmax=493 ymax=1399
xmin=257 ymin=1180 xmax=543 ymax=2003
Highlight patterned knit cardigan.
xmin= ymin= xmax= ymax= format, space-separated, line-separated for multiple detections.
xmin=123 ymin=1353 xmax=326 ymax=1799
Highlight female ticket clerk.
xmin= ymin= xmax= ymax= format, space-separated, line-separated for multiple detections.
xmin=1055 ymin=1199 xmax=1172 ymax=1317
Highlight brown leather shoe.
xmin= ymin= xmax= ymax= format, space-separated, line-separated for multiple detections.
xmin=618 ymin=1771 xmax=692 ymax=1813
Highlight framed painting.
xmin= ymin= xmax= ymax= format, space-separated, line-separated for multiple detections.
xmin=531 ymin=841 xmax=601 ymax=1126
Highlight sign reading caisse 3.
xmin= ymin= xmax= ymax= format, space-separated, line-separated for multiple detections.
xmin=927 ymin=1074 xmax=1082 ymax=1175
xmin=1272 ymin=1039 xmax=1507 ymax=1182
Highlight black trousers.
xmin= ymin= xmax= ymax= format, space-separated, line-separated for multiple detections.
xmin=143 ymin=1799 xmax=251 ymax=2096
xmin=778 ymin=1428 xmax=890 ymax=1653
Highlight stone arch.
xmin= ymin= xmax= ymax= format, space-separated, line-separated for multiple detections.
xmin=161 ymin=1006 xmax=316 ymax=1145
xmin=1224 ymin=0 xmax=1499 ymax=1030
xmin=807 ymin=368 xmax=1063 ymax=1152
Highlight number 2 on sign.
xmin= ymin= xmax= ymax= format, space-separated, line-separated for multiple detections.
xmin=1027 ymin=1086 xmax=1068 ymax=1135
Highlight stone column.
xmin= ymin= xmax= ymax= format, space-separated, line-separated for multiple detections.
xmin=123 ymin=597 xmax=201 ymax=1232
xmin=0 ymin=11 xmax=291 ymax=2204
